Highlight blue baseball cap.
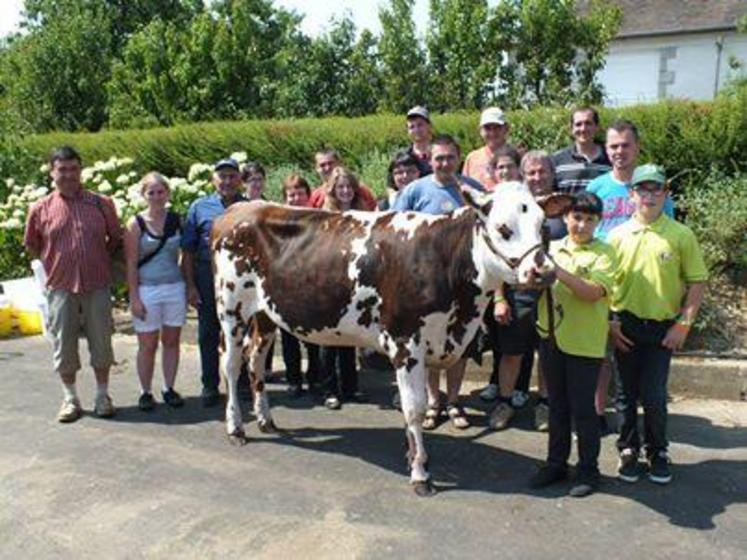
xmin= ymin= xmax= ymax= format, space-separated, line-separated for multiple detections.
xmin=214 ymin=158 xmax=239 ymax=172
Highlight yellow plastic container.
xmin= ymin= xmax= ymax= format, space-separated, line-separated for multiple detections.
xmin=14 ymin=309 xmax=43 ymax=336
xmin=0 ymin=305 xmax=12 ymax=338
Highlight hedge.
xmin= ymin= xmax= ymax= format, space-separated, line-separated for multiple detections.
xmin=4 ymin=88 xmax=746 ymax=197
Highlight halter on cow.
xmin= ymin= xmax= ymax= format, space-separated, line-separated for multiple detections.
xmin=210 ymin=181 xmax=572 ymax=496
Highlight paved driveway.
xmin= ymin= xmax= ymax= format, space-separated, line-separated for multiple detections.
xmin=1 ymin=334 xmax=746 ymax=559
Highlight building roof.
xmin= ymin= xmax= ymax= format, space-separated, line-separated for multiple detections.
xmin=592 ymin=0 xmax=747 ymax=39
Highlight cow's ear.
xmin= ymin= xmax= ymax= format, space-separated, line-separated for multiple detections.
xmin=536 ymin=193 xmax=573 ymax=218
xmin=461 ymin=184 xmax=492 ymax=219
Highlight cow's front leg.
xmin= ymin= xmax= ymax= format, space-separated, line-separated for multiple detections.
xmin=392 ymin=342 xmax=435 ymax=497
xmin=249 ymin=313 xmax=277 ymax=433
xmin=221 ymin=324 xmax=247 ymax=445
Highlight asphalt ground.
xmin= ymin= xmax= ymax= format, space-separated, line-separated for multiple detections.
xmin=1 ymin=332 xmax=746 ymax=559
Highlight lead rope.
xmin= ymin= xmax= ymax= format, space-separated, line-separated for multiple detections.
xmin=542 ymin=225 xmax=557 ymax=347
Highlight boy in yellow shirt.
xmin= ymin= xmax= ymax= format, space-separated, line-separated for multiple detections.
xmin=529 ymin=192 xmax=616 ymax=497
xmin=608 ymin=164 xmax=708 ymax=485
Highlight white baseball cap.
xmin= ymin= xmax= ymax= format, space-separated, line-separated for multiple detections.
xmin=479 ymin=107 xmax=507 ymax=127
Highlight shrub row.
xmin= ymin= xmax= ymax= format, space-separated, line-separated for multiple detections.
xmin=4 ymin=89 xmax=746 ymax=198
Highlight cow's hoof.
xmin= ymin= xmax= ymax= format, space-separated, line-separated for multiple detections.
xmin=258 ymin=419 xmax=277 ymax=433
xmin=227 ymin=430 xmax=247 ymax=446
xmin=412 ymin=479 xmax=437 ymax=497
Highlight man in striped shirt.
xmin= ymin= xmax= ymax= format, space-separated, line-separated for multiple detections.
xmin=551 ymin=107 xmax=611 ymax=194
xmin=24 ymin=146 xmax=123 ymax=423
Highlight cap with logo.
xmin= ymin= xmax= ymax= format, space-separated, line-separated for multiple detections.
xmin=631 ymin=164 xmax=666 ymax=188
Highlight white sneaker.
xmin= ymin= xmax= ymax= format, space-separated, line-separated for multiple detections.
xmin=94 ymin=394 xmax=115 ymax=418
xmin=479 ymin=383 xmax=499 ymax=401
xmin=510 ymin=390 xmax=530 ymax=408
xmin=57 ymin=398 xmax=82 ymax=423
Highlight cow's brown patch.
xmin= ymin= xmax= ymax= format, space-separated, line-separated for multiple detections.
xmin=357 ymin=212 xmax=482 ymax=344
xmin=215 ymin=204 xmax=362 ymax=336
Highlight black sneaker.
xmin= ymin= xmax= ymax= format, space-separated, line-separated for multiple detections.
xmin=162 ymin=388 xmax=184 ymax=408
xmin=617 ymin=448 xmax=641 ymax=483
xmin=569 ymin=471 xmax=600 ymax=498
xmin=648 ymin=451 xmax=673 ymax=485
xmin=529 ymin=465 xmax=568 ymax=489
xmin=201 ymin=387 xmax=220 ymax=408
xmin=138 ymin=392 xmax=155 ymax=412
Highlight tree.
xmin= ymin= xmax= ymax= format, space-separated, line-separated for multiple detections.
xmin=0 ymin=2 xmax=115 ymax=131
xmin=107 ymin=0 xmax=302 ymax=127
xmin=490 ymin=0 xmax=622 ymax=108
xmin=425 ymin=0 xmax=495 ymax=112
xmin=271 ymin=15 xmax=382 ymax=118
xmin=377 ymin=0 xmax=428 ymax=113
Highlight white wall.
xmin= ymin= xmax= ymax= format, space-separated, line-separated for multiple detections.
xmin=599 ymin=31 xmax=747 ymax=106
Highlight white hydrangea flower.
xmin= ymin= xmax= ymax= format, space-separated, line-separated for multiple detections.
xmin=115 ymin=174 xmax=130 ymax=185
xmin=169 ymin=177 xmax=188 ymax=190
xmin=98 ymin=180 xmax=113 ymax=193
xmin=39 ymin=163 xmax=50 ymax=174
xmin=5 ymin=178 xmax=15 ymax=188
xmin=230 ymin=151 xmax=248 ymax=164
xmin=128 ymin=170 xmax=138 ymax=178
xmin=12 ymin=209 xmax=25 ymax=218
xmin=188 ymin=163 xmax=212 ymax=182
xmin=81 ymin=167 xmax=95 ymax=183
xmin=3 ymin=217 xmax=22 ymax=229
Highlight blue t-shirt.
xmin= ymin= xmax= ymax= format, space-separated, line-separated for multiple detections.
xmin=181 ymin=193 xmax=245 ymax=263
xmin=391 ymin=174 xmax=483 ymax=215
xmin=587 ymin=172 xmax=674 ymax=241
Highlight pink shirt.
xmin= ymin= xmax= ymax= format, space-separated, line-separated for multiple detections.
xmin=24 ymin=189 xmax=122 ymax=294
xmin=462 ymin=146 xmax=498 ymax=191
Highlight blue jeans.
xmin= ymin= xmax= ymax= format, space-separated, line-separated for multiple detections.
xmin=194 ymin=260 xmax=221 ymax=391
xmin=615 ymin=311 xmax=674 ymax=456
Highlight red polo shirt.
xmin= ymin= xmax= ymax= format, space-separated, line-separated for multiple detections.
xmin=308 ymin=182 xmax=378 ymax=211
xmin=24 ymin=188 xmax=122 ymax=294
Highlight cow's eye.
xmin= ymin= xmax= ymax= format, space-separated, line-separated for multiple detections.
xmin=497 ymin=223 xmax=513 ymax=240
xmin=520 ymin=203 xmax=528 ymax=213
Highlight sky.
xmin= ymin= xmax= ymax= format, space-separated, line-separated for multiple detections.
xmin=0 ymin=0 xmax=432 ymax=39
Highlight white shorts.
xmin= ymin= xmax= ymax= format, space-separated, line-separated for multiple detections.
xmin=132 ymin=282 xmax=187 ymax=333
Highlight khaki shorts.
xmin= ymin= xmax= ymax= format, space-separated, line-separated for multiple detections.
xmin=47 ymin=287 xmax=114 ymax=375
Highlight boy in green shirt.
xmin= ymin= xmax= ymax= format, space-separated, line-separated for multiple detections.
xmin=608 ymin=164 xmax=708 ymax=485
xmin=529 ymin=192 xmax=616 ymax=497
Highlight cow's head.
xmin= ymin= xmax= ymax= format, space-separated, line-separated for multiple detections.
xmin=462 ymin=181 xmax=573 ymax=287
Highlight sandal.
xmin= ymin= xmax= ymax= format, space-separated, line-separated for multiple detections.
xmin=446 ymin=403 xmax=470 ymax=430
xmin=422 ymin=404 xmax=441 ymax=430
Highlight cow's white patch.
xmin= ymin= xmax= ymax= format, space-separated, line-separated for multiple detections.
xmin=387 ymin=211 xmax=447 ymax=240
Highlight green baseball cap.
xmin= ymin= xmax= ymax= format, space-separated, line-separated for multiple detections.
xmin=631 ymin=164 xmax=666 ymax=187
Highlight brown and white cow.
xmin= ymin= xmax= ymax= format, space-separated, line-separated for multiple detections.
xmin=210 ymin=181 xmax=571 ymax=496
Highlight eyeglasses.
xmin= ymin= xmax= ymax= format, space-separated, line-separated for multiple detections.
xmin=632 ymin=186 xmax=666 ymax=197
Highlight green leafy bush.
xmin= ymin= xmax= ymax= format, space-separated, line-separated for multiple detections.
xmin=679 ymin=171 xmax=747 ymax=274
xmin=6 ymin=91 xmax=745 ymax=193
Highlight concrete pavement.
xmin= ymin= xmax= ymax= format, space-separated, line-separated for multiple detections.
xmin=1 ymin=332 xmax=746 ymax=559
